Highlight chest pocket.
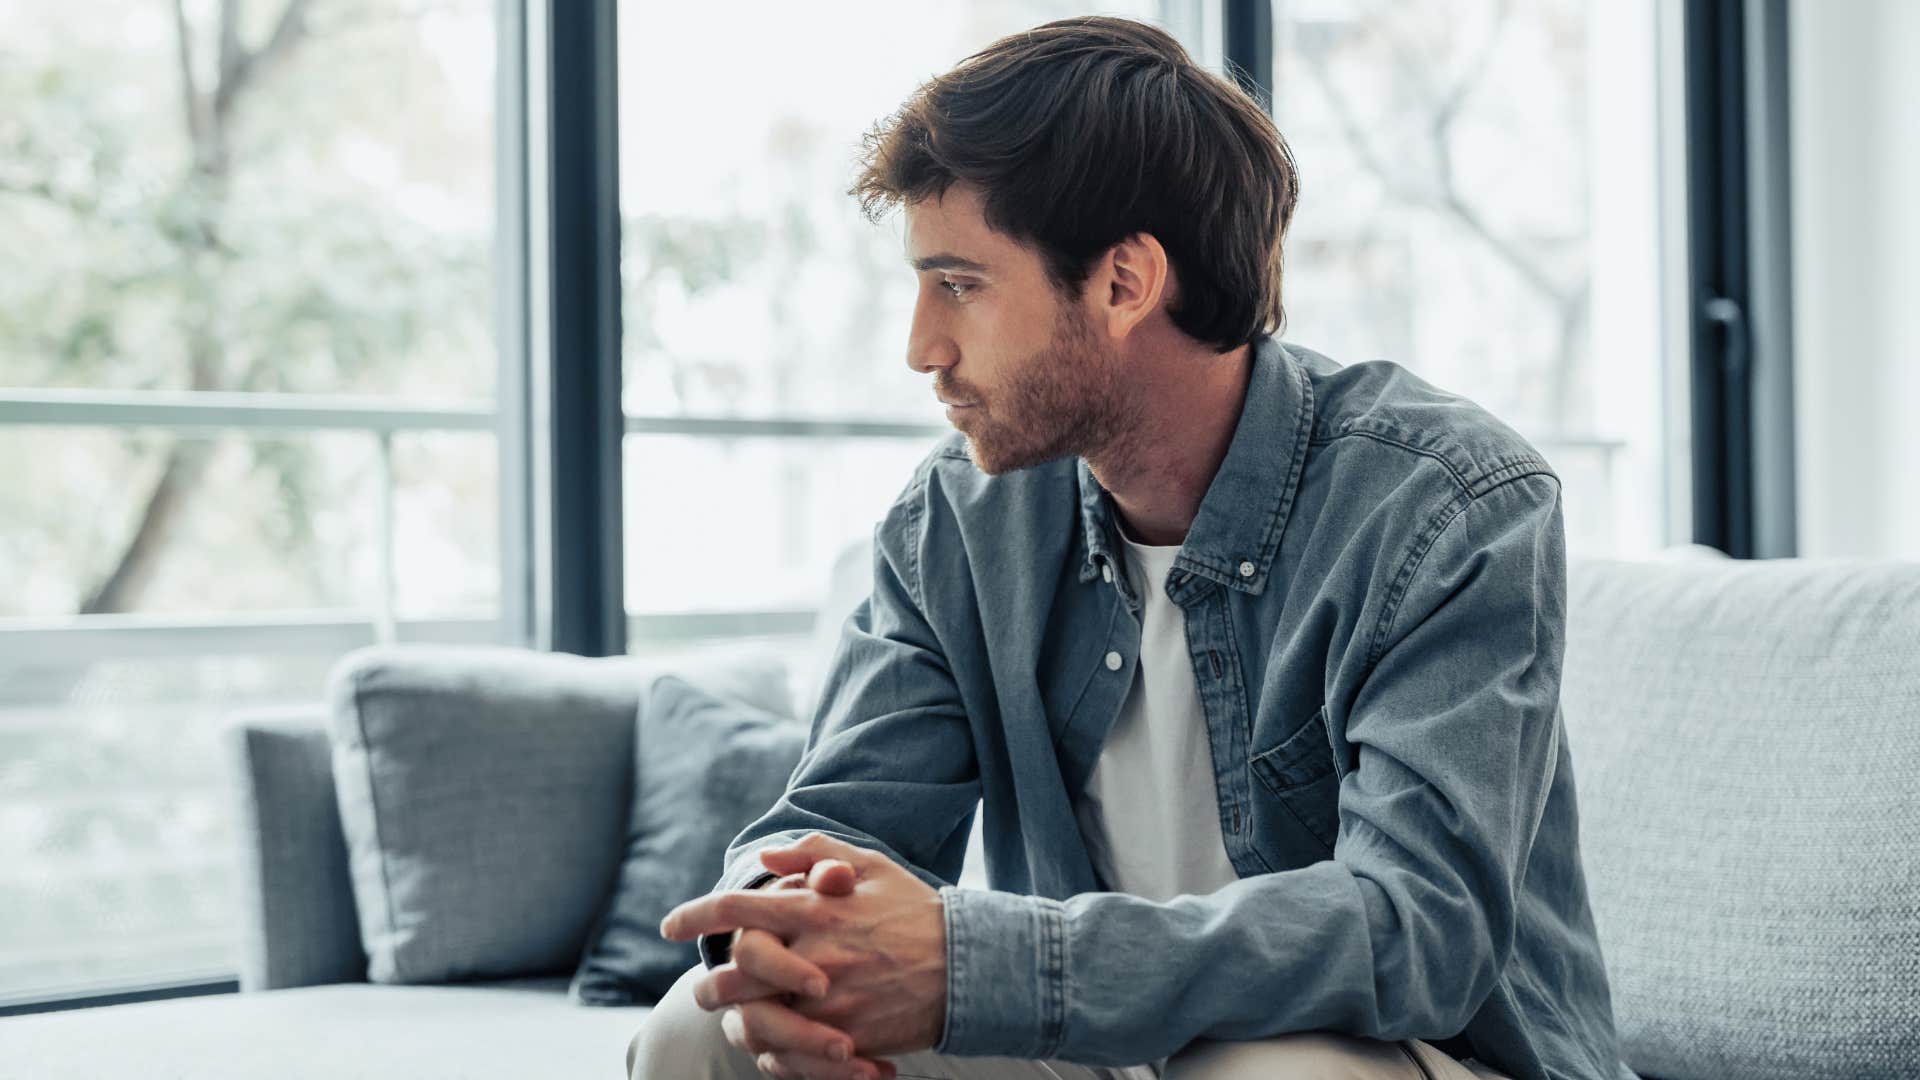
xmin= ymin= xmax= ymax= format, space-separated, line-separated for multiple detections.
xmin=1249 ymin=705 xmax=1341 ymax=854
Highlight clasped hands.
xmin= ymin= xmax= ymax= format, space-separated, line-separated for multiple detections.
xmin=659 ymin=833 xmax=948 ymax=1080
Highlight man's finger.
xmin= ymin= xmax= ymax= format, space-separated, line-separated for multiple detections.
xmin=732 ymin=927 xmax=830 ymax=998
xmin=758 ymin=848 xmax=857 ymax=894
xmin=719 ymin=999 xmax=855 ymax=1064
xmin=758 ymin=847 xmax=822 ymax=876
xmin=759 ymin=1049 xmax=896 ymax=1080
xmin=807 ymin=858 xmax=857 ymax=895
xmin=659 ymin=889 xmax=810 ymax=941
xmin=692 ymin=949 xmax=815 ymax=1012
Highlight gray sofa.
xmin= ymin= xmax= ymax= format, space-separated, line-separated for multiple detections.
xmin=5 ymin=547 xmax=1916 ymax=1080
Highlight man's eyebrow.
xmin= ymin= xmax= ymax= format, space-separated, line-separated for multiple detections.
xmin=907 ymin=254 xmax=992 ymax=273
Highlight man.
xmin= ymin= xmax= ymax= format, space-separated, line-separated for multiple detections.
xmin=630 ymin=15 xmax=1628 ymax=1080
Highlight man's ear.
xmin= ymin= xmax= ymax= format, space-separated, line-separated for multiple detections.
xmin=1096 ymin=230 xmax=1172 ymax=341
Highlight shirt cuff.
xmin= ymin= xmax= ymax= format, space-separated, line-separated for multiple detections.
xmin=933 ymin=885 xmax=1069 ymax=1058
xmin=697 ymin=870 xmax=780 ymax=969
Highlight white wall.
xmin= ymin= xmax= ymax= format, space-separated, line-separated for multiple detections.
xmin=1790 ymin=0 xmax=1920 ymax=558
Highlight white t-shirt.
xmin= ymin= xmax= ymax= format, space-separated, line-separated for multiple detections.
xmin=1073 ymin=518 xmax=1243 ymax=904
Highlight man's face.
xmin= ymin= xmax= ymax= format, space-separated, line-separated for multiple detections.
xmin=902 ymin=184 xmax=1133 ymax=475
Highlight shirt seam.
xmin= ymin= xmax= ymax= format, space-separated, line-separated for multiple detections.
xmin=1044 ymin=897 xmax=1067 ymax=1057
xmin=1309 ymin=427 xmax=1554 ymax=500
xmin=893 ymin=470 xmax=932 ymax=612
xmin=1365 ymin=470 xmax=1556 ymax=669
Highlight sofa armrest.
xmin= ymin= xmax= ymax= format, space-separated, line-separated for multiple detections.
xmin=222 ymin=705 xmax=366 ymax=991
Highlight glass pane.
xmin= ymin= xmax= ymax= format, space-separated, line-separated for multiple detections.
xmin=0 ymin=0 xmax=495 ymax=399
xmin=0 ymin=429 xmax=378 ymax=618
xmin=1788 ymin=1 xmax=1920 ymax=558
xmin=1270 ymin=0 xmax=1672 ymax=554
xmin=0 ymin=0 xmax=500 ymax=1004
xmin=624 ymin=434 xmax=945 ymax=615
xmin=617 ymin=1 xmax=1184 ymax=422
xmin=0 ymin=652 xmax=338 ymax=999
xmin=0 ymin=428 xmax=496 ymax=620
xmin=391 ymin=431 xmax=500 ymax=618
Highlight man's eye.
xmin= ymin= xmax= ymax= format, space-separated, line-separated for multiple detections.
xmin=942 ymin=280 xmax=974 ymax=298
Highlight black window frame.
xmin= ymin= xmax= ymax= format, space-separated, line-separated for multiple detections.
xmin=1681 ymin=0 xmax=1797 ymax=558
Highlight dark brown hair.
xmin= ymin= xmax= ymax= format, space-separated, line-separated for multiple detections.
xmin=849 ymin=16 xmax=1300 ymax=354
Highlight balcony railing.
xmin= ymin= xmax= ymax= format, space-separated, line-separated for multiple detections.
xmin=0 ymin=389 xmax=954 ymax=667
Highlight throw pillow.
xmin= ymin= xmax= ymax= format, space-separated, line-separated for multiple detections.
xmin=327 ymin=645 xmax=793 ymax=985
xmin=569 ymin=672 xmax=807 ymax=1005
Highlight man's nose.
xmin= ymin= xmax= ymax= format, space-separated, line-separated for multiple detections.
xmin=905 ymin=296 xmax=957 ymax=375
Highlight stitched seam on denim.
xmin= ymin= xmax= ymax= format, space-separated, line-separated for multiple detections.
xmin=1258 ymin=362 xmax=1316 ymax=576
xmin=1248 ymin=708 xmax=1338 ymax=856
xmin=936 ymin=886 xmax=961 ymax=1052
xmin=950 ymin=889 xmax=970 ymax=1051
xmin=1308 ymin=427 xmax=1473 ymax=494
xmin=1266 ymin=771 xmax=1337 ymax=857
xmin=1462 ymin=457 xmax=1556 ymax=497
xmin=1057 ymin=591 xmax=1125 ymax=742
xmin=903 ymin=489 xmax=928 ymax=613
xmin=1307 ymin=425 xmax=1556 ymax=501
xmin=1364 ymin=471 xmax=1555 ymax=669
xmin=351 ymin=678 xmax=403 ymax=981
xmin=1047 ymin=897 xmax=1070 ymax=1059
xmin=1366 ymin=490 xmax=1472 ymax=670
xmin=1214 ymin=595 xmax=1255 ymax=847
xmin=1032 ymin=898 xmax=1054 ymax=1057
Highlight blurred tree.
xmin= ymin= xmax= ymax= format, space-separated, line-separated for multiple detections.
xmin=1288 ymin=0 xmax=1591 ymax=434
xmin=0 ymin=0 xmax=491 ymax=615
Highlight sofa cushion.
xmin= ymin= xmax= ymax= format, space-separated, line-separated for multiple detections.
xmin=328 ymin=645 xmax=791 ymax=985
xmin=0 ymin=977 xmax=645 ymax=1079
xmin=1561 ymin=557 xmax=1920 ymax=1080
xmin=570 ymin=673 xmax=808 ymax=1005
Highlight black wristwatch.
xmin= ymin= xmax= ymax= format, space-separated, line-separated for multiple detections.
xmin=697 ymin=870 xmax=781 ymax=968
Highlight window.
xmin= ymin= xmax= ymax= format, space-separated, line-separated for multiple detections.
xmin=0 ymin=0 xmax=500 ymax=1002
xmin=1268 ymin=0 xmax=1677 ymax=554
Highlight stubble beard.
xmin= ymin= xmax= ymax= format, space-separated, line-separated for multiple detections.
xmin=959 ymin=305 xmax=1136 ymax=477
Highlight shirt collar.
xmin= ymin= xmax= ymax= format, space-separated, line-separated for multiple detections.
xmin=1076 ymin=334 xmax=1315 ymax=596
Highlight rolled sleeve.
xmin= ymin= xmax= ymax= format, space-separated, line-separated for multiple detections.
xmin=934 ymin=886 xmax=1069 ymax=1058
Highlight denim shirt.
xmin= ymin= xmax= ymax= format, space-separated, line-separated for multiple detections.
xmin=708 ymin=335 xmax=1630 ymax=1080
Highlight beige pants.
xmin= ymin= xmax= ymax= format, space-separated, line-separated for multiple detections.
xmin=629 ymin=964 xmax=1513 ymax=1080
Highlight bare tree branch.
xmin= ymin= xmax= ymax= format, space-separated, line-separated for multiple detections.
xmin=1295 ymin=3 xmax=1589 ymax=430
xmin=170 ymin=0 xmax=206 ymax=149
xmin=213 ymin=0 xmax=310 ymax=123
xmin=1297 ymin=13 xmax=1566 ymax=308
xmin=218 ymin=0 xmax=246 ymax=92
xmin=83 ymin=0 xmax=315 ymax=614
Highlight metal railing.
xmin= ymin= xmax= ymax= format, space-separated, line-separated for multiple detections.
xmin=0 ymin=388 xmax=947 ymax=667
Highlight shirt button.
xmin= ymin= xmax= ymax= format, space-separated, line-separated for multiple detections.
xmin=1102 ymin=564 xmax=1113 ymax=583
xmin=1104 ymin=650 xmax=1122 ymax=671
xmin=1238 ymin=560 xmax=1256 ymax=578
